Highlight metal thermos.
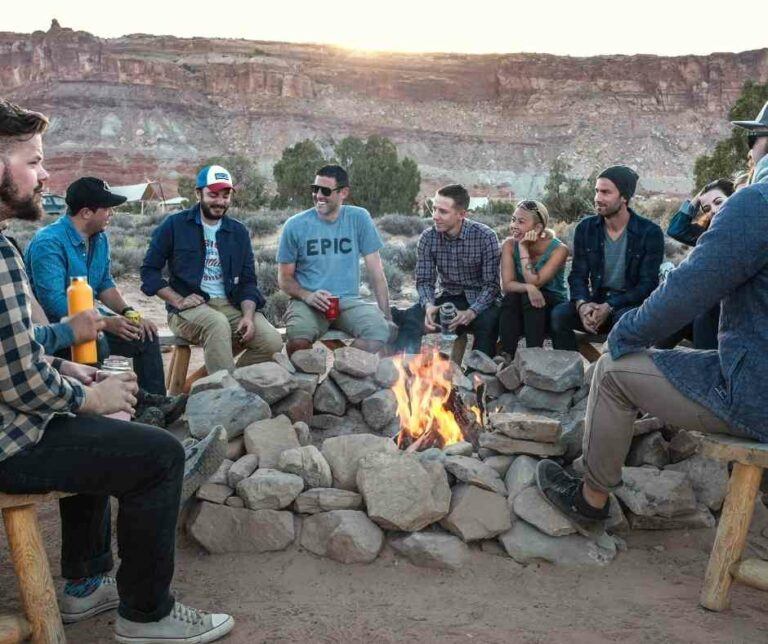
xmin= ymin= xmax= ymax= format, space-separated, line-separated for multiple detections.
xmin=439 ymin=303 xmax=458 ymax=340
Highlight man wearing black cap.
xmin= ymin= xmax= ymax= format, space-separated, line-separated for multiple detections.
xmin=732 ymin=100 xmax=768 ymax=185
xmin=25 ymin=177 xmax=174 ymax=415
xmin=550 ymin=165 xmax=664 ymax=348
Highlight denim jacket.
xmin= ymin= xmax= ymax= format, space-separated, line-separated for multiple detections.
xmin=24 ymin=215 xmax=116 ymax=322
xmin=140 ymin=204 xmax=265 ymax=313
xmin=568 ymin=209 xmax=664 ymax=310
xmin=609 ymin=183 xmax=768 ymax=442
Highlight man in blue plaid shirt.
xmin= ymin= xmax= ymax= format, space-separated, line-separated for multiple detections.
xmin=394 ymin=184 xmax=501 ymax=356
xmin=0 ymin=100 xmax=233 ymax=643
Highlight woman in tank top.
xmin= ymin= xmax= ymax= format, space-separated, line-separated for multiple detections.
xmin=499 ymin=200 xmax=569 ymax=358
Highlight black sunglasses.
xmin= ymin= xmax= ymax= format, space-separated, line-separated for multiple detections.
xmin=310 ymin=184 xmax=345 ymax=197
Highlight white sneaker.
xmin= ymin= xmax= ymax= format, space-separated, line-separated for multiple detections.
xmin=114 ymin=600 xmax=234 ymax=643
xmin=60 ymin=575 xmax=119 ymax=623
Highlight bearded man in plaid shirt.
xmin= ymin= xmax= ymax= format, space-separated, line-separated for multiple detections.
xmin=394 ymin=184 xmax=501 ymax=356
xmin=0 ymin=99 xmax=233 ymax=643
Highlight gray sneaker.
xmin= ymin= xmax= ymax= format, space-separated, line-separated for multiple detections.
xmin=115 ymin=601 xmax=234 ymax=643
xmin=181 ymin=426 xmax=228 ymax=504
xmin=60 ymin=575 xmax=119 ymax=623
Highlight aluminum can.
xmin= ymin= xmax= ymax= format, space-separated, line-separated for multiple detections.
xmin=124 ymin=310 xmax=142 ymax=324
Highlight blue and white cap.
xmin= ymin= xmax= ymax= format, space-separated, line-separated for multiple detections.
xmin=196 ymin=165 xmax=235 ymax=191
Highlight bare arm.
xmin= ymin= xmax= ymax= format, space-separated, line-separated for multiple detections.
xmin=500 ymin=239 xmax=530 ymax=294
xmin=278 ymin=263 xmax=311 ymax=301
xmin=517 ymin=245 xmax=569 ymax=288
xmin=97 ymin=286 xmax=130 ymax=315
xmin=363 ymin=251 xmax=391 ymax=319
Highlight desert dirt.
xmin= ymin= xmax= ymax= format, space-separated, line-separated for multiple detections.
xmin=2 ymin=500 xmax=768 ymax=643
xmin=1 ymin=280 xmax=768 ymax=642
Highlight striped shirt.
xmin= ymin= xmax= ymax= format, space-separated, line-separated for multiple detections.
xmin=415 ymin=219 xmax=501 ymax=314
xmin=0 ymin=234 xmax=85 ymax=463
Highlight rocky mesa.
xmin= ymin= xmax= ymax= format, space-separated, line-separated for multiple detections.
xmin=2 ymin=20 xmax=767 ymax=197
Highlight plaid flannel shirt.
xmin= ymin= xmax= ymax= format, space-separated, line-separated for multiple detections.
xmin=0 ymin=234 xmax=85 ymax=463
xmin=415 ymin=219 xmax=501 ymax=314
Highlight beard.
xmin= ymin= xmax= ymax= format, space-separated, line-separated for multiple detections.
xmin=200 ymin=200 xmax=228 ymax=221
xmin=597 ymin=199 xmax=623 ymax=219
xmin=0 ymin=165 xmax=44 ymax=222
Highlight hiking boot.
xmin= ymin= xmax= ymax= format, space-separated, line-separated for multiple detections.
xmin=137 ymin=391 xmax=188 ymax=425
xmin=535 ymin=459 xmax=608 ymax=538
xmin=134 ymin=407 xmax=165 ymax=429
xmin=60 ymin=575 xmax=119 ymax=624
xmin=114 ymin=600 xmax=234 ymax=643
xmin=181 ymin=426 xmax=228 ymax=504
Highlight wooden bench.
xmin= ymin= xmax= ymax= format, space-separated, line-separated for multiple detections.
xmin=1 ymin=491 xmax=73 ymax=644
xmin=694 ymin=433 xmax=768 ymax=611
xmin=159 ymin=328 xmax=355 ymax=395
xmin=574 ymin=331 xmax=608 ymax=363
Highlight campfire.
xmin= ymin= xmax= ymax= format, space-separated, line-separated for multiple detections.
xmin=391 ymin=349 xmax=485 ymax=451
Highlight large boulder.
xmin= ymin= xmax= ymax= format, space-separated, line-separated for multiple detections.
xmin=236 ymin=469 xmax=304 ymax=510
xmin=321 ymin=434 xmax=398 ymax=491
xmin=196 ymin=483 xmax=233 ymax=505
xmin=277 ymin=445 xmax=333 ymax=489
xmin=357 ymin=452 xmax=451 ymax=531
xmin=483 ymin=455 xmax=516 ymax=477
xmin=207 ymin=459 xmax=234 ymax=486
xmin=290 ymin=347 xmax=328 ymax=374
xmin=498 ymin=520 xmax=616 ymax=567
xmin=512 ymin=486 xmax=577 ymax=537
xmin=440 ymin=484 xmax=511 ymax=541
xmin=444 ymin=455 xmax=507 ymax=495
xmin=490 ymin=412 xmax=562 ymax=443
xmin=272 ymin=389 xmax=314 ymax=425
xmin=361 ymin=390 xmax=398 ymax=430
xmin=313 ymin=378 xmax=347 ymax=416
xmin=189 ymin=370 xmax=238 ymax=396
xmin=300 ymin=510 xmax=383 ymax=563
xmin=616 ymin=467 xmax=697 ymax=517
xmin=189 ymin=502 xmax=294 ymax=553
xmin=389 ymin=532 xmax=469 ymax=570
xmin=333 ymin=347 xmax=379 ymax=378
xmin=464 ymin=350 xmax=498 ymax=375
xmin=329 ymin=369 xmax=378 ymax=404
xmin=665 ymin=454 xmax=728 ymax=511
xmin=233 ymin=362 xmax=296 ymax=404
xmin=374 ymin=357 xmax=400 ymax=387
xmin=294 ymin=488 xmax=363 ymax=514
xmin=514 ymin=349 xmax=584 ymax=393
xmin=497 ymin=364 xmax=522 ymax=391
xmin=516 ymin=386 xmax=573 ymax=412
xmin=186 ymin=386 xmax=270 ymax=439
xmin=243 ymin=415 xmax=300 ymax=468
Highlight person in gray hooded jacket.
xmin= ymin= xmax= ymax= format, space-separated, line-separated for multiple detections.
xmin=535 ymin=181 xmax=768 ymax=534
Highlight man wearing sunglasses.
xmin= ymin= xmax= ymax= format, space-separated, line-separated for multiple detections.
xmin=277 ymin=164 xmax=392 ymax=355
xmin=550 ymin=165 xmax=664 ymax=348
xmin=732 ymin=101 xmax=768 ymax=185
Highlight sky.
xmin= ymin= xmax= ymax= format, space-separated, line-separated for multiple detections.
xmin=4 ymin=0 xmax=766 ymax=57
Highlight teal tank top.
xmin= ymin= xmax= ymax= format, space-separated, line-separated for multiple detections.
xmin=513 ymin=238 xmax=568 ymax=302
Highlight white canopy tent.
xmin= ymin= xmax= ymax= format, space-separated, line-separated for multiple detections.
xmin=110 ymin=181 xmax=165 ymax=214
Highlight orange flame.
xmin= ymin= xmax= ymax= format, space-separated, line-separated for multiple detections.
xmin=391 ymin=348 xmax=479 ymax=449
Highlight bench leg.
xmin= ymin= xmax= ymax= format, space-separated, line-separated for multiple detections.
xmin=577 ymin=340 xmax=602 ymax=363
xmin=0 ymin=613 xmax=31 ymax=644
xmin=168 ymin=346 xmax=191 ymax=396
xmin=3 ymin=505 xmax=66 ymax=643
xmin=700 ymin=462 xmax=763 ymax=611
xmin=165 ymin=348 xmax=177 ymax=391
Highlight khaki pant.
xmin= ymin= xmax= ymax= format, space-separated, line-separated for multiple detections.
xmin=285 ymin=297 xmax=392 ymax=344
xmin=168 ymin=298 xmax=282 ymax=374
xmin=581 ymin=351 xmax=746 ymax=493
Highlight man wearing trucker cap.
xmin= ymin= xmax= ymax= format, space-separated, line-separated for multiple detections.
xmin=141 ymin=165 xmax=281 ymax=375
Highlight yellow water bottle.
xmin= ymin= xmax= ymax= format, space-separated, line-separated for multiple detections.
xmin=67 ymin=276 xmax=97 ymax=364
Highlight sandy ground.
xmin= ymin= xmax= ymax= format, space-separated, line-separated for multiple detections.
xmin=2 ymin=501 xmax=768 ymax=643
xmin=2 ymin=278 xmax=767 ymax=642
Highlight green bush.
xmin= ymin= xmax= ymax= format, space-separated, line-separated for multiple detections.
xmin=376 ymin=214 xmax=430 ymax=237
xmin=542 ymin=158 xmax=597 ymax=223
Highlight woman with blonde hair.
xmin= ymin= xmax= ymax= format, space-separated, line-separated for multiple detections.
xmin=499 ymin=200 xmax=569 ymax=357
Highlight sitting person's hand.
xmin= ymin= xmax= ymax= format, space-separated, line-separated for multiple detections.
xmin=67 ymin=309 xmax=105 ymax=344
xmin=139 ymin=317 xmax=158 ymax=341
xmin=235 ymin=316 xmax=255 ymax=342
xmin=449 ymin=308 xmax=477 ymax=331
xmin=586 ymin=302 xmax=612 ymax=332
xmin=59 ymin=360 xmax=98 ymax=385
xmin=303 ymin=290 xmax=332 ymax=312
xmin=424 ymin=304 xmax=440 ymax=331
xmin=80 ymin=371 xmax=138 ymax=416
xmin=103 ymin=314 xmax=141 ymax=342
xmin=526 ymin=284 xmax=546 ymax=309
xmin=578 ymin=301 xmax=598 ymax=333
xmin=176 ymin=293 xmax=205 ymax=310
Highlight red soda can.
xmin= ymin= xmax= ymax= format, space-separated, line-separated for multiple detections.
xmin=325 ymin=296 xmax=340 ymax=321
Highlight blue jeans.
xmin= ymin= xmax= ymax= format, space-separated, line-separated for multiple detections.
xmin=0 ymin=415 xmax=184 ymax=622
xmin=550 ymin=300 xmax=634 ymax=351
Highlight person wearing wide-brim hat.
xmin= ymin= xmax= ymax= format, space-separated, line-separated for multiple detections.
xmin=731 ymin=100 xmax=768 ymax=184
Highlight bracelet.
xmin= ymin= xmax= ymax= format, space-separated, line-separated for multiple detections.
xmin=51 ymin=357 xmax=63 ymax=371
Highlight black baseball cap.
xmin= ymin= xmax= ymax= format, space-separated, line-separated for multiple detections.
xmin=65 ymin=177 xmax=127 ymax=215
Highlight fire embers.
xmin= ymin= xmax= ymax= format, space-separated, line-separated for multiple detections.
xmin=391 ymin=349 xmax=483 ymax=451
